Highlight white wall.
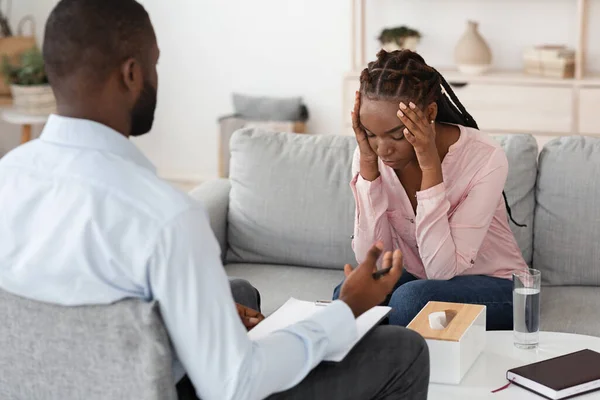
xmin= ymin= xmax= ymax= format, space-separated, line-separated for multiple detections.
xmin=366 ymin=0 xmax=584 ymax=70
xmin=14 ymin=0 xmax=352 ymax=181
xmin=133 ymin=0 xmax=352 ymax=181
xmin=11 ymin=0 xmax=600 ymax=180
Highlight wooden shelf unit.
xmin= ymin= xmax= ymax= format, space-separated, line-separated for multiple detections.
xmin=346 ymin=69 xmax=600 ymax=88
xmin=344 ymin=0 xmax=598 ymax=142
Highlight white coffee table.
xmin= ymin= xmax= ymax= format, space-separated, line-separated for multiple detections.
xmin=429 ymin=331 xmax=600 ymax=399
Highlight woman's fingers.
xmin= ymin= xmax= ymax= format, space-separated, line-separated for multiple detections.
xmin=353 ymin=92 xmax=379 ymax=167
xmin=352 ymin=92 xmax=370 ymax=144
xmin=398 ymin=102 xmax=436 ymax=148
xmin=398 ymin=110 xmax=421 ymax=140
xmin=397 ymin=102 xmax=426 ymax=140
xmin=408 ymin=101 xmax=430 ymax=126
xmin=404 ymin=128 xmax=416 ymax=144
xmin=352 ymin=92 xmax=363 ymax=132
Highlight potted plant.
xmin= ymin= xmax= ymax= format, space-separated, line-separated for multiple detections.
xmin=2 ymin=47 xmax=55 ymax=115
xmin=378 ymin=26 xmax=421 ymax=52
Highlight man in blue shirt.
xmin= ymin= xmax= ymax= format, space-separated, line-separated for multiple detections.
xmin=0 ymin=0 xmax=429 ymax=399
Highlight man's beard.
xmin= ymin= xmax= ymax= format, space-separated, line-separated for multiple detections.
xmin=129 ymin=80 xmax=157 ymax=137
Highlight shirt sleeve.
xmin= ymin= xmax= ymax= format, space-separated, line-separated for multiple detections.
xmin=415 ymin=148 xmax=509 ymax=280
xmin=146 ymin=206 xmax=357 ymax=400
xmin=350 ymin=147 xmax=394 ymax=265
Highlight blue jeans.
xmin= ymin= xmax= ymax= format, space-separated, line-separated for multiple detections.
xmin=333 ymin=271 xmax=513 ymax=330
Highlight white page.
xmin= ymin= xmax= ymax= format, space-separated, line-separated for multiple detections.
xmin=248 ymin=298 xmax=391 ymax=362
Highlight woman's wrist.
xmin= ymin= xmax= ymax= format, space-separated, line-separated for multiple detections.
xmin=359 ymin=160 xmax=380 ymax=182
xmin=415 ymin=145 xmax=441 ymax=171
xmin=420 ymin=159 xmax=443 ymax=191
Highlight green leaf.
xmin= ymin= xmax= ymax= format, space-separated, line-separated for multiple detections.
xmin=0 ymin=47 xmax=48 ymax=86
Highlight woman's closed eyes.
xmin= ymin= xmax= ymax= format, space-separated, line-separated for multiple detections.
xmin=363 ymin=125 xmax=405 ymax=141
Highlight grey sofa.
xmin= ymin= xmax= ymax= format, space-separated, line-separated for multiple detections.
xmin=190 ymin=128 xmax=600 ymax=337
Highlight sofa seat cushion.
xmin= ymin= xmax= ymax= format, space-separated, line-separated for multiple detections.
xmin=534 ymin=136 xmax=600 ymax=286
xmin=225 ymin=263 xmax=344 ymax=315
xmin=540 ymin=286 xmax=600 ymax=337
xmin=227 ymin=129 xmax=357 ymax=270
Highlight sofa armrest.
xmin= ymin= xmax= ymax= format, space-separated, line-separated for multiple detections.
xmin=189 ymin=178 xmax=231 ymax=260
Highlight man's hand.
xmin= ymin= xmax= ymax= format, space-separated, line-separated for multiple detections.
xmin=339 ymin=242 xmax=403 ymax=318
xmin=236 ymin=303 xmax=265 ymax=331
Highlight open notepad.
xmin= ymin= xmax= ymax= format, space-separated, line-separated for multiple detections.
xmin=248 ymin=298 xmax=391 ymax=362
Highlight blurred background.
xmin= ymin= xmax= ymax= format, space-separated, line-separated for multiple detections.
xmin=3 ymin=0 xmax=598 ymax=187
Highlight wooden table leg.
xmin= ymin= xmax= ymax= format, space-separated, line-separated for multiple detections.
xmin=21 ymin=124 xmax=32 ymax=144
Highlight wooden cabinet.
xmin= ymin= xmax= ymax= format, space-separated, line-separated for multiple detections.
xmin=450 ymin=84 xmax=573 ymax=134
xmin=579 ymin=88 xmax=600 ymax=135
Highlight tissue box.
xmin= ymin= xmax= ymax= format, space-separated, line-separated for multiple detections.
xmin=407 ymin=301 xmax=486 ymax=384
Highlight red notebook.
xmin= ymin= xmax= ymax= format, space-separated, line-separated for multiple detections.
xmin=507 ymin=349 xmax=600 ymax=400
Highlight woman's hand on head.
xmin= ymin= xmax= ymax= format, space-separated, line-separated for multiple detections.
xmin=397 ymin=102 xmax=441 ymax=171
xmin=352 ymin=91 xmax=380 ymax=181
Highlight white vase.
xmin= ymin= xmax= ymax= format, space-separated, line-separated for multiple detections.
xmin=454 ymin=21 xmax=492 ymax=75
xmin=10 ymin=84 xmax=56 ymax=115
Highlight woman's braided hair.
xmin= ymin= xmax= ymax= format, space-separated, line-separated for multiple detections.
xmin=359 ymin=49 xmax=524 ymax=227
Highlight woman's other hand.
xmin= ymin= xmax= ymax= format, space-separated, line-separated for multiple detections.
xmin=397 ymin=101 xmax=441 ymax=172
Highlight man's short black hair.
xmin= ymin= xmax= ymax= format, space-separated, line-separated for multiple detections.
xmin=43 ymin=0 xmax=153 ymax=86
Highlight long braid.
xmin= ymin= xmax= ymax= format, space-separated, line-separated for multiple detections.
xmin=359 ymin=49 xmax=524 ymax=227
xmin=435 ymin=69 xmax=479 ymax=129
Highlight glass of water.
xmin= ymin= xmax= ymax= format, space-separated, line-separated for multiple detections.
xmin=513 ymin=268 xmax=541 ymax=349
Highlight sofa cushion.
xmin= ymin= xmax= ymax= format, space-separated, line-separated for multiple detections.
xmin=0 ymin=289 xmax=176 ymax=400
xmin=534 ymin=137 xmax=600 ymax=286
xmin=540 ymin=286 xmax=600 ymax=336
xmin=233 ymin=93 xmax=306 ymax=121
xmin=225 ymin=263 xmax=344 ymax=315
xmin=227 ymin=129 xmax=357 ymax=269
xmin=495 ymin=134 xmax=538 ymax=265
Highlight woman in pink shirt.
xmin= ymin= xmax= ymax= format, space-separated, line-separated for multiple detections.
xmin=333 ymin=50 xmax=528 ymax=330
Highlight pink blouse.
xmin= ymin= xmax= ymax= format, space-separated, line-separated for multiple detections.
xmin=351 ymin=125 xmax=528 ymax=281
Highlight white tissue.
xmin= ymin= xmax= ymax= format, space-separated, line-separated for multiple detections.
xmin=428 ymin=311 xmax=449 ymax=330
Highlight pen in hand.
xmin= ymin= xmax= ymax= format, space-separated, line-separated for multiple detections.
xmin=372 ymin=266 xmax=392 ymax=280
xmin=316 ymin=268 xmax=395 ymax=306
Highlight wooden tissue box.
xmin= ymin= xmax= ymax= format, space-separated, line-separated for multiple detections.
xmin=407 ymin=301 xmax=486 ymax=384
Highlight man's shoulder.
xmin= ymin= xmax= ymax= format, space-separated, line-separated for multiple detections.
xmin=110 ymin=162 xmax=201 ymax=224
xmin=2 ymin=141 xmax=201 ymax=225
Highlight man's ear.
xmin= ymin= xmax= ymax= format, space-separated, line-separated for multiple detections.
xmin=120 ymin=57 xmax=143 ymax=95
xmin=427 ymin=102 xmax=438 ymax=123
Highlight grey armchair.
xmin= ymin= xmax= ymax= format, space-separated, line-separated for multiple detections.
xmin=0 ymin=289 xmax=177 ymax=400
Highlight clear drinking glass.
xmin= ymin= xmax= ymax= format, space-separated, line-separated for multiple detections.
xmin=513 ymin=268 xmax=541 ymax=349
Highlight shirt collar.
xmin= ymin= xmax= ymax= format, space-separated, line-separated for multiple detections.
xmin=40 ymin=114 xmax=156 ymax=173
